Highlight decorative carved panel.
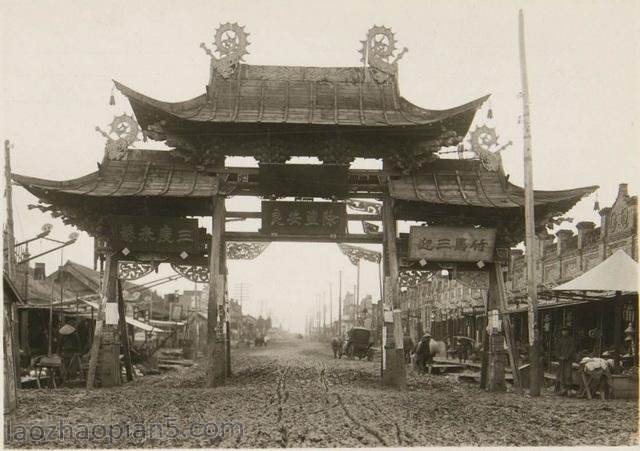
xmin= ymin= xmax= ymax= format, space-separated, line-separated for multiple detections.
xmin=226 ymin=242 xmax=270 ymax=260
xmin=170 ymin=264 xmax=210 ymax=283
xmin=118 ymin=261 xmax=156 ymax=280
xmin=398 ymin=270 xmax=432 ymax=289
xmin=338 ymin=243 xmax=381 ymax=265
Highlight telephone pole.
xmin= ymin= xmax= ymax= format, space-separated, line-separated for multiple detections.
xmin=4 ymin=140 xmax=16 ymax=279
xmin=338 ymin=271 xmax=343 ymax=337
xmin=353 ymin=283 xmax=358 ymax=326
xmin=356 ymin=260 xmax=361 ymax=324
xmin=329 ymin=282 xmax=333 ymax=335
xmin=519 ymin=9 xmax=542 ymax=396
xmin=322 ymin=291 xmax=326 ymax=335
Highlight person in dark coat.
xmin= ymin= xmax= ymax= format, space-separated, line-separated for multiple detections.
xmin=403 ymin=336 xmax=415 ymax=364
xmin=456 ymin=337 xmax=472 ymax=363
xmin=555 ymin=326 xmax=576 ymax=395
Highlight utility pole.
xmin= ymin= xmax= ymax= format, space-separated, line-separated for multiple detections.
xmin=353 ymin=283 xmax=358 ymax=326
xmin=315 ymin=295 xmax=319 ymax=337
xmin=239 ymin=282 xmax=243 ymax=339
xmin=3 ymin=140 xmax=17 ymax=413
xmin=4 ymin=140 xmax=16 ymax=279
xmin=329 ymin=282 xmax=333 ymax=335
xmin=338 ymin=271 xmax=342 ymax=337
xmin=322 ymin=292 xmax=326 ymax=335
xmin=356 ymin=259 xmax=361 ymax=325
xmin=519 ymin=9 xmax=541 ymax=396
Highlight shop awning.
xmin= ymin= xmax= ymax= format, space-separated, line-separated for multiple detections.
xmin=552 ymin=250 xmax=639 ymax=293
xmin=80 ymin=299 xmax=166 ymax=333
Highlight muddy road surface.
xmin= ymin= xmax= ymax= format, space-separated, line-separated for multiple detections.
xmin=6 ymin=339 xmax=638 ymax=448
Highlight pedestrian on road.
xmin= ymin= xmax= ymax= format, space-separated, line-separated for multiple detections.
xmin=403 ymin=336 xmax=414 ymax=364
xmin=456 ymin=337 xmax=470 ymax=363
xmin=555 ymin=325 xmax=576 ymax=395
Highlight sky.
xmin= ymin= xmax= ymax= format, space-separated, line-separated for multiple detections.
xmin=1 ymin=0 xmax=639 ymax=333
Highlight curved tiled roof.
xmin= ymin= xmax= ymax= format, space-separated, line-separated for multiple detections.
xmin=389 ymin=159 xmax=598 ymax=208
xmin=13 ymin=160 xmax=219 ymax=199
xmin=13 ymin=153 xmax=596 ymax=217
xmin=114 ymin=64 xmax=489 ymax=129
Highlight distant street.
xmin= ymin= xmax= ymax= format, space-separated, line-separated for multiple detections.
xmin=6 ymin=339 xmax=638 ymax=448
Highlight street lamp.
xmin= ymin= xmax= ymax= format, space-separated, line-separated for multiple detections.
xmin=14 ymin=224 xmax=54 ymax=300
xmin=10 ymin=225 xmax=79 ymax=357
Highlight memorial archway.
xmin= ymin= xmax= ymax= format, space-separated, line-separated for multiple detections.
xmin=13 ymin=23 xmax=597 ymax=389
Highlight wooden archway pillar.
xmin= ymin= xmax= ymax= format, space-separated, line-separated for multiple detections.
xmin=381 ymin=186 xmax=406 ymax=389
xmin=206 ymin=192 xmax=227 ymax=387
xmin=87 ymin=251 xmax=121 ymax=388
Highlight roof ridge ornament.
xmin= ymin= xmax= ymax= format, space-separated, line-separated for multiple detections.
xmin=359 ymin=25 xmax=408 ymax=84
xmin=201 ymin=22 xmax=250 ymax=79
xmin=468 ymin=125 xmax=512 ymax=172
xmin=95 ymin=114 xmax=140 ymax=161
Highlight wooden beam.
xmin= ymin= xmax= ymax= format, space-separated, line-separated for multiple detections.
xmin=223 ymin=232 xmax=383 ymax=244
xmin=206 ymin=193 xmax=226 ymax=387
xmin=86 ymin=252 xmax=116 ymax=389
xmin=382 ymin=190 xmax=406 ymax=390
xmin=613 ymin=291 xmax=622 ymax=372
xmin=480 ymin=291 xmax=489 ymax=389
xmin=116 ymin=278 xmax=134 ymax=383
xmin=225 ymin=211 xmax=382 ymax=221
xmin=494 ymin=262 xmax=522 ymax=394
xmin=224 ymin=189 xmax=384 ymax=198
xmin=3 ymin=301 xmax=18 ymax=413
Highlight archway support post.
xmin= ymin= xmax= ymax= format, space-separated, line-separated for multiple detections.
xmin=381 ymin=190 xmax=406 ymax=390
xmin=87 ymin=251 xmax=121 ymax=388
xmin=206 ymin=190 xmax=227 ymax=387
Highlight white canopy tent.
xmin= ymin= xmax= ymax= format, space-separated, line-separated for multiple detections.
xmin=552 ymin=250 xmax=639 ymax=293
xmin=80 ymin=299 xmax=167 ymax=333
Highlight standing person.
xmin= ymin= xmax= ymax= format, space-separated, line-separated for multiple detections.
xmin=403 ymin=336 xmax=415 ymax=364
xmin=555 ymin=326 xmax=576 ymax=395
xmin=457 ymin=337 xmax=470 ymax=363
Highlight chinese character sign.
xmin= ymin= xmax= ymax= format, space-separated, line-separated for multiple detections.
xmin=408 ymin=226 xmax=496 ymax=262
xmin=107 ymin=216 xmax=201 ymax=253
xmin=261 ymin=201 xmax=347 ymax=236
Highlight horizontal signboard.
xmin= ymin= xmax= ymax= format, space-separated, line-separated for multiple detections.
xmin=107 ymin=216 xmax=204 ymax=253
xmin=261 ymin=201 xmax=347 ymax=236
xmin=408 ymin=226 xmax=496 ymax=263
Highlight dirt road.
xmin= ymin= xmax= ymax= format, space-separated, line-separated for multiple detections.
xmin=6 ymin=339 xmax=638 ymax=448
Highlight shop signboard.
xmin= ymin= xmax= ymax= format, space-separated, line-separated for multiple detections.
xmin=408 ymin=226 xmax=496 ymax=262
xmin=107 ymin=216 xmax=203 ymax=253
xmin=261 ymin=201 xmax=347 ymax=236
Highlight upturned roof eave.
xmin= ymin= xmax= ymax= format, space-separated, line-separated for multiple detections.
xmin=113 ymin=78 xmax=490 ymax=129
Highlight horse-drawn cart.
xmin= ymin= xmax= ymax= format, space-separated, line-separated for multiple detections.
xmin=342 ymin=327 xmax=374 ymax=361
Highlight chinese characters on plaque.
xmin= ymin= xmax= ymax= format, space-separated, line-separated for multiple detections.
xmin=408 ymin=226 xmax=496 ymax=262
xmin=261 ymin=201 xmax=347 ymax=236
xmin=107 ymin=216 xmax=203 ymax=253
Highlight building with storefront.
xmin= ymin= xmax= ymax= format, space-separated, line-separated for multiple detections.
xmin=403 ymin=183 xmax=637 ymax=367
